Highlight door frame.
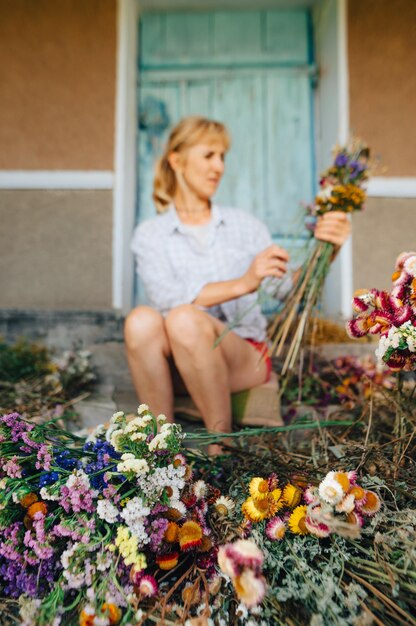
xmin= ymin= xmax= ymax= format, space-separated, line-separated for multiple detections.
xmin=113 ymin=0 xmax=350 ymax=316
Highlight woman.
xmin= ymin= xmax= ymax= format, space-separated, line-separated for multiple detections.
xmin=125 ymin=116 xmax=350 ymax=454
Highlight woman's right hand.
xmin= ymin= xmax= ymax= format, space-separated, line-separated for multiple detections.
xmin=241 ymin=245 xmax=290 ymax=293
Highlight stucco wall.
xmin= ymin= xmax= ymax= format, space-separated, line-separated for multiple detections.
xmin=0 ymin=190 xmax=113 ymax=309
xmin=0 ymin=0 xmax=116 ymax=170
xmin=352 ymin=197 xmax=416 ymax=292
xmin=348 ymin=0 xmax=416 ymax=176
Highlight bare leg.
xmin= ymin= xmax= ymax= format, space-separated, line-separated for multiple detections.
xmin=165 ymin=304 xmax=269 ymax=454
xmin=124 ymin=306 xmax=174 ymax=420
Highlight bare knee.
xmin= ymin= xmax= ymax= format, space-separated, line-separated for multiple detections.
xmin=165 ymin=304 xmax=215 ymax=351
xmin=124 ymin=305 xmax=166 ymax=351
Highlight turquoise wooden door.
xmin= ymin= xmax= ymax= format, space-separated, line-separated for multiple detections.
xmin=136 ymin=9 xmax=315 ymax=304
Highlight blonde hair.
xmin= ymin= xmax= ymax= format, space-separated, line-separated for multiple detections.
xmin=153 ymin=116 xmax=231 ymax=214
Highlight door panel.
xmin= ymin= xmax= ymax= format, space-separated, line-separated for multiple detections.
xmin=135 ymin=9 xmax=315 ymax=304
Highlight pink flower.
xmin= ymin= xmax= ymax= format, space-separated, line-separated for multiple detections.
xmin=138 ymin=574 xmax=158 ymax=598
xmin=3 ymin=456 xmax=22 ymax=478
xmin=265 ymin=517 xmax=286 ymax=541
xmin=233 ymin=569 xmax=266 ymax=608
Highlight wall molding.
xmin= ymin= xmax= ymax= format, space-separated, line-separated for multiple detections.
xmin=0 ymin=171 xmax=114 ymax=190
xmin=367 ymin=177 xmax=416 ymax=198
xmin=113 ymin=0 xmax=139 ymax=312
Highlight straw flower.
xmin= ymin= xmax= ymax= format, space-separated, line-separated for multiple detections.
xmin=318 ymin=472 xmax=344 ymax=505
xmin=137 ymin=575 xmax=158 ymax=598
xmin=156 ymin=552 xmax=179 ymax=570
xmin=178 ymin=520 xmax=203 ymax=551
xmin=242 ymin=493 xmax=282 ymax=523
xmin=249 ymin=477 xmax=270 ymax=501
xmin=192 ymin=480 xmax=208 ymax=500
xmin=217 ymin=545 xmax=237 ymax=578
xmin=233 ymin=569 xmax=266 ymax=608
xmin=214 ymin=496 xmax=235 ymax=517
xmin=348 ymin=485 xmax=366 ymax=503
xmin=228 ymin=539 xmax=264 ymax=570
xmin=265 ymin=517 xmax=286 ymax=541
xmin=288 ymin=505 xmax=309 ymax=535
xmin=20 ymin=492 xmax=38 ymax=509
xmin=164 ymin=521 xmax=179 ymax=543
xmin=334 ymin=472 xmax=350 ymax=492
xmin=360 ymin=490 xmax=381 ymax=516
xmin=282 ymin=484 xmax=302 ymax=508
xmin=101 ymin=603 xmax=122 ymax=625
xmin=27 ymin=501 xmax=47 ymax=519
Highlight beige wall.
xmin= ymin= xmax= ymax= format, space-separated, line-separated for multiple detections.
xmin=0 ymin=190 xmax=113 ymax=309
xmin=352 ymin=197 xmax=416 ymax=292
xmin=348 ymin=0 xmax=416 ymax=176
xmin=0 ymin=0 xmax=117 ymax=170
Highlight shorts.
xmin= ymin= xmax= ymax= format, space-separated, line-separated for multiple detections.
xmin=246 ymin=338 xmax=273 ymax=383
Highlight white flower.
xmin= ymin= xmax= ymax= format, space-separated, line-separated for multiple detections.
xmin=317 ymin=184 xmax=334 ymax=200
xmin=193 ymin=480 xmax=208 ymax=500
xmin=318 ymin=472 xmax=344 ymax=505
xmin=169 ymin=499 xmax=187 ymax=517
xmin=335 ymin=493 xmax=356 ymax=514
xmin=121 ymin=497 xmax=151 ymax=544
xmin=404 ymin=255 xmax=416 ymax=277
xmin=96 ymin=551 xmax=113 ymax=572
xmin=157 ymin=413 xmax=167 ymax=424
xmin=214 ymin=496 xmax=235 ymax=516
xmin=111 ymin=411 xmax=125 ymax=423
xmin=109 ymin=428 xmax=124 ymax=450
xmin=137 ymin=404 xmax=149 ymax=414
xmin=97 ymin=499 xmax=119 ymax=523
xmin=63 ymin=569 xmax=85 ymax=589
xmin=148 ymin=433 xmax=168 ymax=451
xmin=130 ymin=432 xmax=147 ymax=442
xmin=121 ymin=453 xmax=135 ymax=461
xmin=160 ymin=422 xmax=173 ymax=433
xmin=86 ymin=423 xmax=106 ymax=443
xmin=117 ymin=458 xmax=149 ymax=475
xmin=39 ymin=486 xmax=60 ymax=501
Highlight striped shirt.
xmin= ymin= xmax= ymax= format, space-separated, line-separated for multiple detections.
xmin=131 ymin=204 xmax=292 ymax=342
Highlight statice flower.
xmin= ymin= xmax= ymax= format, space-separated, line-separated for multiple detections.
xmin=149 ymin=517 xmax=169 ymax=551
xmin=36 ymin=444 xmax=52 ymax=470
xmin=59 ymin=470 xmax=97 ymax=513
xmin=3 ymin=456 xmax=22 ymax=478
xmin=120 ymin=497 xmax=150 ymax=545
xmin=97 ymin=499 xmax=119 ymax=523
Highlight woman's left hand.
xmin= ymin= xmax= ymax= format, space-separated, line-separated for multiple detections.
xmin=314 ymin=211 xmax=351 ymax=247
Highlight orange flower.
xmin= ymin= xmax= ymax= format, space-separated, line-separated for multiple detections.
xmin=334 ymin=472 xmax=350 ymax=493
xmin=79 ymin=609 xmax=95 ymax=626
xmin=164 ymin=521 xmax=179 ymax=543
xmin=101 ymin=603 xmax=122 ymax=625
xmin=348 ymin=485 xmax=366 ymax=501
xmin=156 ymin=552 xmax=179 ymax=570
xmin=27 ymin=501 xmax=47 ymax=519
xmin=360 ymin=490 xmax=381 ymax=515
xmin=178 ymin=521 xmax=203 ymax=551
xmin=20 ymin=492 xmax=38 ymax=509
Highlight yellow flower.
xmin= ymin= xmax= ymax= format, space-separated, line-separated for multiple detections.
xmin=249 ymin=477 xmax=270 ymax=501
xmin=288 ymin=505 xmax=309 ymax=535
xmin=282 ymin=484 xmax=302 ymax=508
xmin=242 ymin=493 xmax=283 ymax=523
xmin=178 ymin=521 xmax=203 ymax=551
xmin=242 ymin=497 xmax=267 ymax=522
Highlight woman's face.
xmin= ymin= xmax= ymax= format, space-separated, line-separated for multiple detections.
xmin=173 ymin=139 xmax=227 ymax=200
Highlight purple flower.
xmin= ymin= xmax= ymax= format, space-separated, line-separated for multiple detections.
xmin=36 ymin=445 xmax=52 ymax=471
xmin=334 ymin=153 xmax=349 ymax=167
xmin=149 ymin=517 xmax=169 ymax=551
